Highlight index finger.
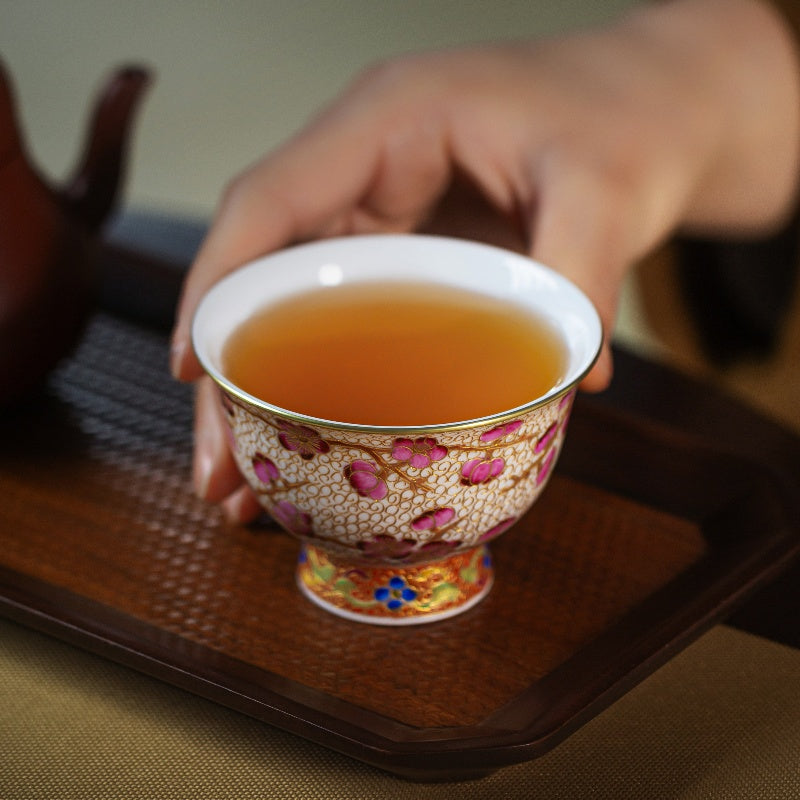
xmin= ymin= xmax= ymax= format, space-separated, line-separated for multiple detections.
xmin=169 ymin=111 xmax=382 ymax=382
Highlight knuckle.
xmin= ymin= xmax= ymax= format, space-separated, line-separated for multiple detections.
xmin=347 ymin=53 xmax=437 ymax=104
xmin=218 ymin=169 xmax=251 ymax=215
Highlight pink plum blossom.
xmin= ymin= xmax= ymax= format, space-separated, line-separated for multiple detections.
xmin=410 ymin=506 xmax=456 ymax=532
xmin=276 ymin=420 xmax=330 ymax=460
xmin=345 ymin=460 xmax=388 ymax=500
xmin=391 ymin=437 xmax=448 ymax=469
xmin=461 ymin=457 xmax=505 ymax=486
xmin=536 ymin=448 xmax=557 ymax=486
xmin=535 ymin=422 xmax=558 ymax=454
xmin=480 ymin=419 xmax=523 ymax=443
xmin=252 ymin=453 xmax=280 ymax=484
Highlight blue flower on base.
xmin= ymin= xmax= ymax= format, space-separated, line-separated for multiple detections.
xmin=374 ymin=576 xmax=417 ymax=611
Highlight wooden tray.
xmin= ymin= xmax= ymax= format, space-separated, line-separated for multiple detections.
xmin=1 ymin=312 xmax=798 ymax=781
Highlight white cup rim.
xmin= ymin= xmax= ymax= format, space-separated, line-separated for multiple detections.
xmin=191 ymin=233 xmax=604 ymax=434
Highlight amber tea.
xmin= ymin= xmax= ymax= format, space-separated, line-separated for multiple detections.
xmin=222 ymin=281 xmax=566 ymax=426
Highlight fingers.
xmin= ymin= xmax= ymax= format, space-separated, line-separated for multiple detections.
xmin=579 ymin=344 xmax=614 ymax=393
xmin=193 ymin=377 xmax=243 ymax=501
xmin=170 ymin=68 xmax=451 ymax=383
xmin=192 ymin=378 xmax=265 ymax=524
xmin=528 ymin=152 xmax=640 ymax=392
xmin=221 ymin=484 xmax=264 ymax=525
xmin=170 ymin=123 xmax=379 ymax=381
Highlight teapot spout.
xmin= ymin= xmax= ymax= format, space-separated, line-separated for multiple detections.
xmin=61 ymin=65 xmax=152 ymax=232
xmin=0 ymin=59 xmax=25 ymax=173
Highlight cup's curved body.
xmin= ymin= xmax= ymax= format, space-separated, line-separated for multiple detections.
xmin=193 ymin=235 xmax=602 ymax=624
xmin=221 ymin=381 xmax=575 ymax=622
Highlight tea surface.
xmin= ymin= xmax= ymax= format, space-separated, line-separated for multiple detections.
xmin=222 ymin=281 xmax=566 ymax=426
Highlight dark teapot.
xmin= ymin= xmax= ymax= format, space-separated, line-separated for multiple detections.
xmin=0 ymin=60 xmax=151 ymax=404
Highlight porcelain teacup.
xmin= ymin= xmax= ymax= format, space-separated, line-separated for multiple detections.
xmin=192 ymin=234 xmax=602 ymax=625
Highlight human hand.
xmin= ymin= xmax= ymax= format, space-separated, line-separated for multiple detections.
xmin=171 ymin=0 xmax=800 ymax=521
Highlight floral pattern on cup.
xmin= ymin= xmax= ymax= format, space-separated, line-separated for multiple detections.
xmin=298 ymin=543 xmax=493 ymax=621
xmin=479 ymin=419 xmax=523 ymax=443
xmin=374 ymin=576 xmax=418 ymax=611
xmin=461 ymin=456 xmax=505 ymax=486
xmin=223 ymin=386 xmax=576 ymax=565
xmin=536 ymin=448 xmax=558 ymax=487
xmin=252 ymin=453 xmax=280 ymax=484
xmin=277 ymin=420 xmax=330 ymax=460
xmin=345 ymin=460 xmax=389 ymax=501
xmin=410 ymin=506 xmax=456 ymax=532
xmin=391 ymin=437 xmax=448 ymax=468
xmin=535 ymin=422 xmax=558 ymax=454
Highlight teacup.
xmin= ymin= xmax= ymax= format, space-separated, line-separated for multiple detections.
xmin=192 ymin=234 xmax=602 ymax=625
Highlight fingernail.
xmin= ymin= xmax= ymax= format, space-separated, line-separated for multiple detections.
xmin=194 ymin=450 xmax=214 ymax=499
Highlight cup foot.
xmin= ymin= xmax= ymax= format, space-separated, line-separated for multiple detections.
xmin=296 ymin=543 xmax=493 ymax=625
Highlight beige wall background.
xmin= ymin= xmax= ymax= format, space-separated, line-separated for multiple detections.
xmin=1 ymin=1 xmax=638 ymax=218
